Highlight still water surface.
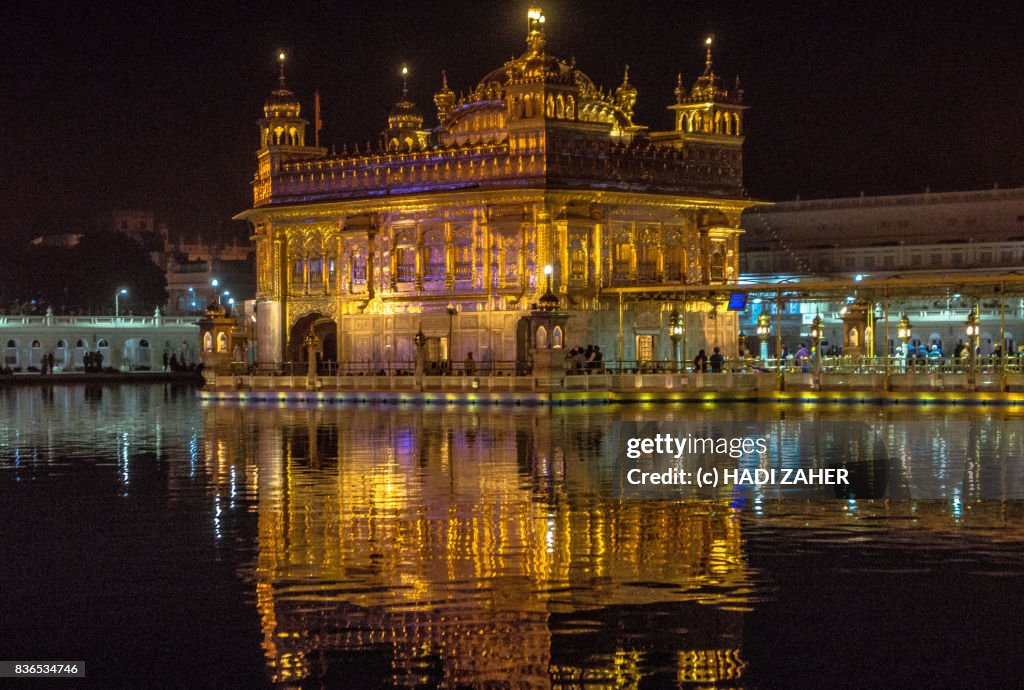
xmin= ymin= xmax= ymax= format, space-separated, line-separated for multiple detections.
xmin=1 ymin=385 xmax=1023 ymax=688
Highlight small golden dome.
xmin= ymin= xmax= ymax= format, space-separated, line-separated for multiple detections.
xmin=264 ymin=87 xmax=301 ymax=119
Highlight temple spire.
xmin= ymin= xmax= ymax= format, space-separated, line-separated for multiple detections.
xmin=704 ymin=36 xmax=714 ymax=75
xmin=277 ymin=51 xmax=287 ymax=87
xmin=401 ymin=64 xmax=409 ymax=99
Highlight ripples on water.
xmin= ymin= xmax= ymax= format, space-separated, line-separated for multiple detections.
xmin=1 ymin=384 xmax=1023 ymax=688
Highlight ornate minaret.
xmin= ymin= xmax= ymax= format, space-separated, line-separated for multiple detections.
xmin=614 ymin=66 xmax=638 ymax=120
xmin=668 ymin=37 xmax=746 ymax=140
xmin=254 ymin=52 xmax=323 ymax=205
xmin=433 ymin=70 xmax=456 ymax=125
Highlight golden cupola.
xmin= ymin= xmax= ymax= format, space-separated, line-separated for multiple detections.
xmin=382 ymin=66 xmax=429 ymax=151
xmin=263 ymin=53 xmax=301 ymax=119
xmin=667 ymin=37 xmax=746 ymax=139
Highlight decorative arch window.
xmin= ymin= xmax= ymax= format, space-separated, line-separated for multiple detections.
xmin=536 ymin=325 xmax=548 ymax=349
xmin=350 ymin=251 xmax=367 ymax=284
xmin=203 ymin=332 xmax=213 ymax=352
xmin=307 ymin=248 xmax=324 ymax=289
xmin=613 ymin=241 xmax=633 ymax=281
xmin=552 ymin=326 xmax=563 ymax=349
xmin=4 ymin=340 xmax=17 ymax=367
xmin=421 ymin=229 xmax=446 ymax=281
xmin=453 ymin=229 xmax=472 ymax=280
xmin=709 ymin=247 xmax=726 ymax=282
xmin=216 ymin=333 xmax=228 ymax=353
xmin=569 ymin=238 xmax=587 ymax=281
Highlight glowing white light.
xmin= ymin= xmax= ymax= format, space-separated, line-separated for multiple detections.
xmin=544 ymin=264 xmax=553 ymax=276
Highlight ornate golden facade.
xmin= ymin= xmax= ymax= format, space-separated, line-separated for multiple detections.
xmin=237 ymin=7 xmax=754 ymax=367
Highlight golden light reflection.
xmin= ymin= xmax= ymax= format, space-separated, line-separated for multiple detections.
xmin=197 ymin=402 xmax=1024 ymax=687
xmin=203 ymin=405 xmax=753 ymax=686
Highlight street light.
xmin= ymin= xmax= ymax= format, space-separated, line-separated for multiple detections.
xmin=115 ymin=288 xmax=128 ymax=318
xmin=668 ymin=309 xmax=683 ymax=371
xmin=756 ymin=313 xmax=771 ymax=360
xmin=809 ymin=314 xmax=822 ymax=344
xmin=897 ymin=313 xmax=912 ymax=344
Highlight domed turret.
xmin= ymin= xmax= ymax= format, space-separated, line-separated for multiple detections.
xmin=258 ymin=52 xmax=308 ymax=149
xmin=264 ymin=52 xmax=301 ymax=118
xmin=381 ymin=66 xmax=428 ymax=151
xmin=388 ymin=67 xmax=424 ymax=130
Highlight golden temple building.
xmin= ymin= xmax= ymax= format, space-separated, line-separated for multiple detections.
xmin=237 ymin=7 xmax=755 ymax=369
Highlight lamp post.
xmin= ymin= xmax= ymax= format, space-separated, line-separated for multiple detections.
xmin=810 ymin=314 xmax=823 ymax=388
xmin=897 ymin=313 xmax=912 ymax=373
xmin=897 ymin=313 xmax=912 ymax=365
xmin=669 ymin=309 xmax=683 ymax=372
xmin=897 ymin=313 xmax=912 ymax=349
xmin=756 ymin=313 xmax=771 ymax=361
xmin=187 ymin=286 xmax=195 ymax=313
xmin=114 ymin=288 xmax=128 ymax=318
xmin=965 ymin=307 xmax=979 ymax=388
xmin=446 ymin=303 xmax=457 ymax=374
xmin=211 ymin=278 xmax=220 ymax=307
xmin=413 ymin=326 xmax=427 ymax=389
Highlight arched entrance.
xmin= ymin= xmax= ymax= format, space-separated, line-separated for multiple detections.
xmin=288 ymin=312 xmax=338 ymax=365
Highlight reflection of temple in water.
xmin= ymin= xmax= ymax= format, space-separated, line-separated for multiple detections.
xmin=202 ymin=405 xmax=751 ymax=687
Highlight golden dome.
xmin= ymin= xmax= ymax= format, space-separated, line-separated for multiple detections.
xmin=264 ymin=86 xmax=301 ymax=119
xmin=388 ymin=66 xmax=424 ymax=130
xmin=264 ymin=52 xmax=301 ymax=119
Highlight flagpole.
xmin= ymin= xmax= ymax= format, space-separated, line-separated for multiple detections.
xmin=314 ymin=89 xmax=322 ymax=148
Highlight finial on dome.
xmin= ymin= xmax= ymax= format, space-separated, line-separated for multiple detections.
xmin=675 ymin=72 xmax=686 ymax=103
xmin=441 ymin=69 xmax=448 ymax=89
xmin=526 ymin=6 xmax=546 ymax=52
xmin=277 ymin=51 xmax=287 ymax=86
xmin=622 ymin=65 xmax=630 ymax=85
xmin=704 ymin=36 xmax=714 ymax=74
xmin=401 ymin=64 xmax=409 ymax=99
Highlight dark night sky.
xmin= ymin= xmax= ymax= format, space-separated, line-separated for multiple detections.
xmin=3 ymin=0 xmax=1023 ymax=239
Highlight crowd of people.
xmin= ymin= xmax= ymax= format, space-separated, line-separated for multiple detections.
xmin=566 ymin=345 xmax=604 ymax=373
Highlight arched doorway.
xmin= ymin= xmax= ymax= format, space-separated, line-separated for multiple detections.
xmin=288 ymin=312 xmax=338 ymax=365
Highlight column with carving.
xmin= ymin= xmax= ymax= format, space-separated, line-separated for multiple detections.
xmin=558 ymin=218 xmax=569 ymax=295
xmin=534 ymin=206 xmax=550 ymax=299
xmin=444 ymin=218 xmax=454 ymax=291
xmin=414 ymin=220 xmax=424 ymax=292
xmin=366 ymin=220 xmax=377 ymax=300
xmin=591 ymin=206 xmax=603 ymax=291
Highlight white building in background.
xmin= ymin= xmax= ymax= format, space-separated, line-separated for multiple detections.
xmin=739 ymin=187 xmax=1024 ymax=354
xmin=0 ymin=310 xmax=199 ymax=372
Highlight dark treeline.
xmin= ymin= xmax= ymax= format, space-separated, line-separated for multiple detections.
xmin=0 ymin=233 xmax=168 ymax=315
